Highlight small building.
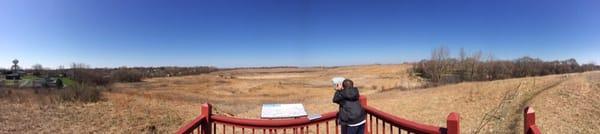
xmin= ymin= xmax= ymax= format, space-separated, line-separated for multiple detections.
xmin=5 ymin=70 xmax=25 ymax=80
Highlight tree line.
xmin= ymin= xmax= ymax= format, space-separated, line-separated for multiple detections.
xmin=414 ymin=47 xmax=600 ymax=84
xmin=1 ymin=63 xmax=218 ymax=86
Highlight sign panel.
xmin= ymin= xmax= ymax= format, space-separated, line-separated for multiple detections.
xmin=261 ymin=103 xmax=307 ymax=119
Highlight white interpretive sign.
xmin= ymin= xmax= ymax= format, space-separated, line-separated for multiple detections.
xmin=261 ymin=103 xmax=307 ymax=119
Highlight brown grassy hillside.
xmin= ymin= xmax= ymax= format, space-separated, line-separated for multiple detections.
xmin=0 ymin=64 xmax=597 ymax=133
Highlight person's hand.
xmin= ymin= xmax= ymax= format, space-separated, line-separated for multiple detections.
xmin=334 ymin=84 xmax=343 ymax=90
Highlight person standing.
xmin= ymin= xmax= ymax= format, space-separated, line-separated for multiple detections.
xmin=332 ymin=77 xmax=366 ymax=134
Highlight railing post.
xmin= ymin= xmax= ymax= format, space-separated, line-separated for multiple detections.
xmin=524 ymin=106 xmax=535 ymax=134
xmin=359 ymin=95 xmax=367 ymax=106
xmin=359 ymin=95 xmax=368 ymax=134
xmin=202 ymin=103 xmax=213 ymax=134
xmin=446 ymin=112 xmax=460 ymax=134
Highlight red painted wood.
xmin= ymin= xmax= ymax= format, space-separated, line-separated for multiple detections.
xmin=446 ymin=112 xmax=460 ymax=134
xmin=177 ymin=104 xmax=211 ymax=134
xmin=369 ymin=115 xmax=373 ymax=134
xmin=363 ymin=106 xmax=441 ymax=134
xmin=335 ymin=120 xmax=339 ymax=134
xmin=527 ymin=125 xmax=542 ymax=134
xmin=211 ymin=112 xmax=336 ymax=128
xmin=326 ymin=121 xmax=329 ymax=134
xmin=178 ymin=96 xmax=464 ymax=134
xmin=524 ymin=107 xmax=536 ymax=134
xmin=316 ymin=123 xmax=320 ymax=134
xmin=376 ymin=118 xmax=379 ymax=134
xmin=359 ymin=96 xmax=368 ymax=134
xmin=383 ymin=122 xmax=386 ymax=134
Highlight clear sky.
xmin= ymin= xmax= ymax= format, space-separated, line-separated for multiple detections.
xmin=1 ymin=0 xmax=599 ymax=69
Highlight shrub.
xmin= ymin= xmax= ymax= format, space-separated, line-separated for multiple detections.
xmin=68 ymin=63 xmax=111 ymax=86
xmin=69 ymin=70 xmax=110 ymax=86
xmin=57 ymin=84 xmax=101 ymax=103
xmin=110 ymin=69 xmax=143 ymax=82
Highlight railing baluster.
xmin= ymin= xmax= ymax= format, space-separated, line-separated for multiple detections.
xmin=369 ymin=114 xmax=373 ymax=134
xmin=335 ymin=120 xmax=339 ymax=134
xmin=376 ymin=118 xmax=379 ymax=134
xmin=316 ymin=123 xmax=320 ymax=134
xmin=197 ymin=125 xmax=201 ymax=134
xmin=326 ymin=121 xmax=329 ymax=134
xmin=383 ymin=122 xmax=386 ymax=134
xmin=304 ymin=125 xmax=309 ymax=134
xmin=307 ymin=126 xmax=310 ymax=134
xmin=306 ymin=126 xmax=309 ymax=134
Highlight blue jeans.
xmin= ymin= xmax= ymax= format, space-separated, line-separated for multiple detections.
xmin=341 ymin=124 xmax=365 ymax=134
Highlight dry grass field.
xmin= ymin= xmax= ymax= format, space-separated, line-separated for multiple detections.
xmin=1 ymin=64 xmax=598 ymax=133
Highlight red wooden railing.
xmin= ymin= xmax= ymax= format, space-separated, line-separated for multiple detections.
xmin=178 ymin=96 xmax=540 ymax=134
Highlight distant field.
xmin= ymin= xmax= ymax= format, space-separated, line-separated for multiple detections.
xmin=0 ymin=64 xmax=598 ymax=133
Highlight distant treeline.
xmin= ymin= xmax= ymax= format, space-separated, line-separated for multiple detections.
xmin=0 ymin=63 xmax=218 ymax=86
xmin=414 ymin=47 xmax=600 ymax=84
xmin=71 ymin=64 xmax=218 ymax=85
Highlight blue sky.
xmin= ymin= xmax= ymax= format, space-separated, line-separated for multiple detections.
xmin=1 ymin=0 xmax=599 ymax=68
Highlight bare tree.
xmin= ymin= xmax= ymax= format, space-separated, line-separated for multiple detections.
xmin=32 ymin=64 xmax=44 ymax=76
xmin=429 ymin=46 xmax=451 ymax=82
xmin=414 ymin=47 xmax=600 ymax=85
xmin=467 ymin=51 xmax=482 ymax=81
xmin=459 ymin=48 xmax=466 ymax=62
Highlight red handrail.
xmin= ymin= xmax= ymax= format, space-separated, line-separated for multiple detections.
xmin=363 ymin=105 xmax=441 ymax=134
xmin=178 ymin=96 xmax=461 ymax=134
xmin=211 ymin=111 xmax=337 ymax=128
xmin=177 ymin=112 xmax=207 ymax=134
xmin=177 ymin=103 xmax=212 ymax=134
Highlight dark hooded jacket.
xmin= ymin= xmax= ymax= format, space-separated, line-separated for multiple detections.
xmin=332 ymin=87 xmax=366 ymax=125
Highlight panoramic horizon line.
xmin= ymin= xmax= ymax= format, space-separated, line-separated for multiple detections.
xmin=1 ymin=56 xmax=594 ymax=70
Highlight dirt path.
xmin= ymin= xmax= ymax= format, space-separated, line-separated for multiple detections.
xmin=472 ymin=76 xmax=567 ymax=134
xmin=506 ymin=77 xmax=567 ymax=134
